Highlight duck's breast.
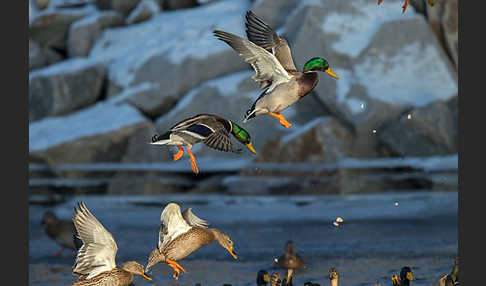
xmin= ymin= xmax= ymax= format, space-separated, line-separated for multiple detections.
xmin=255 ymin=79 xmax=301 ymax=113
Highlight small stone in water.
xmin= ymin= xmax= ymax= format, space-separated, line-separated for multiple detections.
xmin=274 ymin=257 xmax=279 ymax=263
xmin=336 ymin=217 xmax=343 ymax=223
xmin=372 ymin=129 xmax=377 ymax=134
xmin=407 ymin=114 xmax=412 ymax=120
xmin=394 ymin=202 xmax=399 ymax=206
xmin=333 ymin=221 xmax=339 ymax=227
xmin=361 ymin=103 xmax=365 ymax=109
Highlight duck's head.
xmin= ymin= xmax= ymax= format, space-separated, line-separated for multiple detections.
xmin=400 ymin=266 xmax=415 ymax=283
xmin=212 ymin=229 xmax=238 ymax=259
xmin=41 ymin=211 xmax=58 ymax=228
xmin=303 ymin=57 xmax=339 ymax=79
xmin=121 ymin=261 xmax=152 ymax=281
xmin=270 ymin=273 xmax=282 ymax=286
xmin=230 ymin=121 xmax=256 ymax=155
xmin=329 ymin=267 xmax=339 ymax=285
xmin=257 ymin=270 xmax=270 ymax=286
xmin=284 ymin=240 xmax=296 ymax=254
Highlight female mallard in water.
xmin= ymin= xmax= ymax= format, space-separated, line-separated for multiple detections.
xmin=329 ymin=267 xmax=339 ymax=286
xmin=151 ymin=113 xmax=256 ymax=174
xmin=257 ymin=270 xmax=270 ymax=286
xmin=213 ymin=11 xmax=338 ymax=129
xmin=70 ymin=202 xmax=152 ymax=286
xmin=41 ymin=210 xmax=82 ymax=256
xmin=145 ymin=203 xmax=238 ymax=280
xmin=378 ymin=0 xmax=409 ymax=13
xmin=437 ymin=256 xmax=459 ymax=286
xmin=391 ymin=266 xmax=415 ymax=286
xmin=275 ymin=240 xmax=305 ymax=270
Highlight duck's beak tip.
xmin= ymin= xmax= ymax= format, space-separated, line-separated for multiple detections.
xmin=246 ymin=142 xmax=257 ymax=155
xmin=141 ymin=272 xmax=152 ymax=281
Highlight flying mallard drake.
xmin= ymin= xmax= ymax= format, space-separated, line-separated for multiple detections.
xmin=41 ymin=210 xmax=82 ymax=257
xmin=70 ymin=202 xmax=152 ymax=286
xmin=213 ymin=11 xmax=339 ymax=129
xmin=391 ymin=266 xmax=415 ymax=286
xmin=151 ymin=114 xmax=256 ymax=174
xmin=145 ymin=203 xmax=238 ymax=280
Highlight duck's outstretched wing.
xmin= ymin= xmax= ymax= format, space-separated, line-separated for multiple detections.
xmin=245 ymin=10 xmax=297 ymax=72
xmin=182 ymin=208 xmax=209 ymax=228
xmin=203 ymin=129 xmax=240 ymax=153
xmin=72 ymin=202 xmax=118 ymax=280
xmin=213 ymin=30 xmax=292 ymax=92
xmin=158 ymin=203 xmax=192 ymax=251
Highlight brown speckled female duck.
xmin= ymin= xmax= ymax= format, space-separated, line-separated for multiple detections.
xmin=70 ymin=202 xmax=152 ymax=286
xmin=145 ymin=203 xmax=238 ymax=280
xmin=41 ymin=210 xmax=83 ymax=256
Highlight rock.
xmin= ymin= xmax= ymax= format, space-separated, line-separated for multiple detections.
xmin=67 ymin=11 xmax=124 ymax=57
xmin=126 ymin=0 xmax=160 ymax=24
xmin=154 ymin=71 xmax=328 ymax=159
xmin=97 ymin=0 xmax=141 ymax=15
xmin=280 ymin=0 xmax=457 ymax=158
xmin=249 ymin=0 xmax=300 ymax=29
xmin=160 ymin=0 xmax=199 ymax=10
xmin=255 ymin=117 xmax=356 ymax=163
xmin=29 ymin=58 xmax=106 ymax=122
xmin=426 ymin=0 xmax=458 ymax=70
xmin=35 ymin=0 xmax=50 ymax=10
xmin=377 ymin=99 xmax=457 ymax=157
xmin=29 ymin=101 xmax=150 ymax=178
xmin=29 ymin=40 xmax=63 ymax=70
xmin=29 ymin=5 xmax=97 ymax=49
xmin=89 ymin=0 xmax=250 ymax=101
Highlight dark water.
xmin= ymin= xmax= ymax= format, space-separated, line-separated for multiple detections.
xmin=29 ymin=191 xmax=457 ymax=286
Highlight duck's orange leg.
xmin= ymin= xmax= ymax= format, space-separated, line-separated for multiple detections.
xmin=378 ymin=0 xmax=383 ymax=4
xmin=166 ymin=258 xmax=186 ymax=280
xmin=402 ymin=0 xmax=409 ymax=12
xmin=268 ymin=112 xmax=292 ymax=128
xmin=186 ymin=147 xmax=199 ymax=174
xmin=173 ymin=146 xmax=184 ymax=161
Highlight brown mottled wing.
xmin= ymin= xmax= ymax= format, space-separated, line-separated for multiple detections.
xmin=245 ymin=10 xmax=297 ymax=72
xmin=182 ymin=208 xmax=209 ymax=228
xmin=72 ymin=202 xmax=118 ymax=280
xmin=203 ymin=129 xmax=239 ymax=153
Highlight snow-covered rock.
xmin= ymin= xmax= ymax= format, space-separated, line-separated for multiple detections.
xmin=67 ymin=10 xmax=124 ymax=57
xmin=89 ymin=0 xmax=250 ymax=98
xmin=97 ymin=0 xmax=140 ymax=16
xmin=29 ymin=40 xmax=63 ymax=70
xmin=160 ymin=0 xmax=199 ymax=11
xmin=29 ymin=58 xmax=106 ymax=121
xmin=249 ymin=0 xmax=300 ymax=29
xmin=125 ymin=0 xmax=160 ymax=24
xmin=29 ymin=101 xmax=150 ymax=177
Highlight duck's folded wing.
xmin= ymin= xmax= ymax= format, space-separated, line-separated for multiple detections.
xmin=72 ymin=202 xmax=118 ymax=279
xmin=245 ymin=10 xmax=297 ymax=71
xmin=203 ymin=130 xmax=239 ymax=153
xmin=158 ymin=203 xmax=192 ymax=251
xmin=182 ymin=208 xmax=209 ymax=228
xmin=213 ymin=30 xmax=292 ymax=87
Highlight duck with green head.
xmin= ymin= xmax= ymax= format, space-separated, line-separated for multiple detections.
xmin=213 ymin=11 xmax=338 ymax=129
xmin=151 ymin=114 xmax=256 ymax=174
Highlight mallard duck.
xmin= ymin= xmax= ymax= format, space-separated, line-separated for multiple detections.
xmin=70 ymin=202 xmax=152 ymax=285
xmin=437 ymin=256 xmax=459 ymax=286
xmin=41 ymin=210 xmax=83 ymax=256
xmin=257 ymin=270 xmax=270 ymax=286
xmin=213 ymin=11 xmax=338 ymax=129
xmin=282 ymin=269 xmax=294 ymax=286
xmin=329 ymin=267 xmax=339 ymax=286
xmin=151 ymin=113 xmax=256 ymax=174
xmin=275 ymin=240 xmax=305 ymax=270
xmin=391 ymin=266 xmax=415 ymax=286
xmin=270 ymin=273 xmax=282 ymax=286
xmin=145 ymin=203 xmax=238 ymax=280
xmin=378 ymin=0 xmax=409 ymax=13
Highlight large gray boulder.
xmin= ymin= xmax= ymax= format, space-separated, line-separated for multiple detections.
xmin=89 ymin=0 xmax=250 ymax=100
xmin=29 ymin=58 xmax=106 ymax=122
xmin=29 ymin=101 xmax=150 ymax=178
xmin=277 ymin=0 xmax=458 ymax=158
xmin=97 ymin=0 xmax=141 ymax=16
xmin=377 ymin=99 xmax=458 ymax=157
xmin=154 ymin=71 xmax=328 ymax=159
xmin=29 ymin=5 xmax=97 ymax=49
xmin=67 ymin=11 xmax=124 ymax=57
xmin=29 ymin=40 xmax=63 ymax=70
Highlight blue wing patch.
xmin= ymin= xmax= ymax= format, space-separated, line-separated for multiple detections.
xmin=186 ymin=124 xmax=213 ymax=137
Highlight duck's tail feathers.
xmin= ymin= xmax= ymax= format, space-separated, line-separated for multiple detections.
xmin=150 ymin=131 xmax=171 ymax=145
xmin=243 ymin=108 xmax=257 ymax=123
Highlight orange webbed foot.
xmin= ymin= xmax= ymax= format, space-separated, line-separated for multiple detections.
xmin=402 ymin=0 xmax=409 ymax=12
xmin=268 ymin=112 xmax=292 ymax=128
xmin=378 ymin=0 xmax=384 ymax=4
xmin=186 ymin=148 xmax=199 ymax=174
xmin=173 ymin=146 xmax=184 ymax=161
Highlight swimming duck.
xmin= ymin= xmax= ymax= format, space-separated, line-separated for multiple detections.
xmin=151 ymin=113 xmax=256 ymax=174
xmin=257 ymin=270 xmax=270 ymax=286
xmin=41 ymin=210 xmax=82 ymax=256
xmin=145 ymin=203 xmax=238 ymax=280
xmin=270 ymin=273 xmax=282 ymax=286
xmin=391 ymin=266 xmax=415 ymax=286
xmin=378 ymin=0 xmax=409 ymax=13
xmin=213 ymin=11 xmax=338 ymax=129
xmin=275 ymin=240 xmax=305 ymax=270
xmin=70 ymin=202 xmax=152 ymax=286
xmin=437 ymin=256 xmax=459 ymax=286
xmin=329 ymin=267 xmax=339 ymax=286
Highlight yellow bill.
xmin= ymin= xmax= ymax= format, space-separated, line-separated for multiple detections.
xmin=141 ymin=273 xmax=152 ymax=281
xmin=326 ymin=67 xmax=339 ymax=79
xmin=407 ymin=271 xmax=415 ymax=280
xmin=246 ymin=142 xmax=257 ymax=154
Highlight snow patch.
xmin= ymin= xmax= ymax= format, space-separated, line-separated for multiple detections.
xmin=108 ymin=82 xmax=160 ymax=104
xmin=281 ymin=117 xmax=325 ymax=144
xmin=29 ymin=57 xmax=100 ymax=79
